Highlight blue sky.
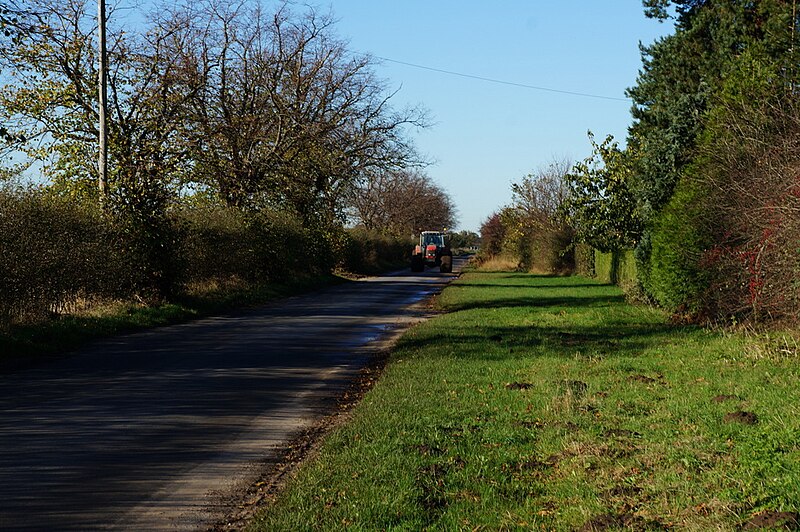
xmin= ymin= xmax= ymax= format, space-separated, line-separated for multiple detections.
xmin=326 ymin=1 xmax=673 ymax=232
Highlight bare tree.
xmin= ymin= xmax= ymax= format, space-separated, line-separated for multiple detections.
xmin=510 ymin=157 xmax=572 ymax=228
xmin=504 ymin=157 xmax=575 ymax=273
xmin=160 ymin=0 xmax=426 ymax=222
xmin=350 ymin=168 xmax=456 ymax=237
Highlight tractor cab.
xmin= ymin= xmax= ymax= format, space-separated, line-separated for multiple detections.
xmin=411 ymin=231 xmax=452 ymax=273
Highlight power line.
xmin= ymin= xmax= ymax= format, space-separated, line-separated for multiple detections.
xmin=375 ymin=56 xmax=632 ymax=102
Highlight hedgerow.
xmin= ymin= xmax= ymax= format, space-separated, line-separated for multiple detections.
xmin=0 ymin=189 xmax=410 ymax=329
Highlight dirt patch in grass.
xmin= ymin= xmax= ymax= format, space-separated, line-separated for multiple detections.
xmin=412 ymin=444 xmax=446 ymax=456
xmin=513 ymin=419 xmax=545 ymax=429
xmin=628 ymin=374 xmax=665 ymax=385
xmin=712 ymin=394 xmax=742 ymax=403
xmin=603 ymin=428 xmax=642 ymax=439
xmin=501 ymin=455 xmax=558 ymax=476
xmin=723 ymin=411 xmax=759 ymax=425
xmin=605 ymin=484 xmax=643 ymax=498
xmin=505 ymin=381 xmax=533 ymax=390
xmin=742 ymin=510 xmax=800 ymax=530
xmin=417 ymin=463 xmax=450 ymax=520
xmin=578 ymin=512 xmax=666 ymax=531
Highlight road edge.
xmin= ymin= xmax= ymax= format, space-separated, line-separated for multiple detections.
xmin=211 ymin=295 xmax=444 ymax=531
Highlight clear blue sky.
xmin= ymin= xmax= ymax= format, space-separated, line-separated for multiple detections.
xmin=326 ymin=1 xmax=672 ymax=232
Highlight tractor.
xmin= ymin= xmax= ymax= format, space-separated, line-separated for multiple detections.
xmin=410 ymin=231 xmax=453 ymax=273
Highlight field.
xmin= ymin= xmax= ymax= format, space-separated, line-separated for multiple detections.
xmin=252 ymin=271 xmax=800 ymax=530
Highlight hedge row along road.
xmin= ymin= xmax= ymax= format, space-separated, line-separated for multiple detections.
xmin=0 ymin=257 xmax=468 ymax=531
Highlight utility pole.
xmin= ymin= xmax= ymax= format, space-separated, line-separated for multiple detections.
xmin=98 ymin=0 xmax=108 ymax=201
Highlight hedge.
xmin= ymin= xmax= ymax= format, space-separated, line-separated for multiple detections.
xmin=0 ymin=189 xmax=409 ymax=328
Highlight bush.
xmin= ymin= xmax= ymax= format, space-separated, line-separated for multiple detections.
xmin=595 ymin=250 xmax=637 ymax=287
xmin=0 ymin=190 xmax=415 ymax=329
xmin=574 ymin=243 xmax=595 ymax=277
xmin=0 ymin=190 xmax=116 ymax=325
xmin=337 ymin=228 xmax=410 ymax=275
xmin=695 ymin=96 xmax=800 ymax=323
xmin=647 ymin=176 xmax=712 ymax=314
xmin=0 ymin=178 xmax=427 ymax=331
xmin=516 ymin=228 xmax=575 ymax=275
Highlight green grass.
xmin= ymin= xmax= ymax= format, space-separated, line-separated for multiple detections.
xmin=252 ymin=271 xmax=800 ymax=530
xmin=0 ymin=274 xmax=345 ymax=366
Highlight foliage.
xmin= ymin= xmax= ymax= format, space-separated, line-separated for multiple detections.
xmin=0 ymin=189 xmax=412 ymax=329
xmin=0 ymin=0 xmax=435 ymax=305
xmin=564 ymin=133 xmax=642 ymax=252
xmin=158 ymin=2 xmax=426 ymax=221
xmin=448 ymin=230 xmax=480 ymax=250
xmin=574 ymin=243 xmax=595 ymax=277
xmin=595 ymin=0 xmax=800 ymax=323
xmin=0 ymin=188 xmax=120 ymax=324
xmin=478 ymin=211 xmax=505 ymax=258
xmin=594 ymin=249 xmax=638 ymax=287
xmin=496 ymin=159 xmax=576 ymax=274
xmin=696 ymin=94 xmax=800 ymax=323
xmin=349 ymin=169 xmax=456 ymax=238
xmin=254 ymin=271 xmax=800 ymax=529
xmin=647 ymin=176 xmax=712 ymax=314
xmin=337 ymin=227 xmax=411 ymax=275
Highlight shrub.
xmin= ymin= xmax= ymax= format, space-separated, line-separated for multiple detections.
xmin=0 ymin=190 xmax=111 ymax=325
xmin=516 ymin=228 xmax=575 ymax=275
xmin=337 ymin=227 xmax=410 ymax=275
xmin=574 ymin=243 xmax=595 ymax=277
xmin=647 ymin=177 xmax=712 ymax=314
xmin=594 ymin=250 xmax=637 ymax=287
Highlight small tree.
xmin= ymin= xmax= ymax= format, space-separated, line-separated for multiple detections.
xmin=507 ymin=158 xmax=575 ymax=273
xmin=479 ymin=211 xmax=505 ymax=258
xmin=564 ymin=133 xmax=642 ymax=253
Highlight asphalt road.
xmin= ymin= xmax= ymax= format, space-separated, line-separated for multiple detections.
xmin=0 ymin=258 xmax=467 ymax=530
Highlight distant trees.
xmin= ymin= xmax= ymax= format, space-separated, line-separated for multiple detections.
xmin=349 ymin=168 xmax=456 ymax=237
xmin=479 ymin=212 xmax=505 ymax=258
xmin=448 ymin=230 xmax=480 ymax=249
xmin=479 ymin=158 xmax=575 ymax=273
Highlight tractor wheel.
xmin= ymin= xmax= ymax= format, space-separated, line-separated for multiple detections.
xmin=411 ymin=254 xmax=425 ymax=272
xmin=440 ymin=253 xmax=452 ymax=273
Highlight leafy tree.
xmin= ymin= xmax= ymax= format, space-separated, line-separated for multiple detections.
xmin=564 ymin=133 xmax=641 ymax=252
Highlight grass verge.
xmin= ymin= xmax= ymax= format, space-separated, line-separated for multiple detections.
xmin=251 ymin=271 xmax=800 ymax=530
xmin=0 ymin=274 xmax=345 ymax=369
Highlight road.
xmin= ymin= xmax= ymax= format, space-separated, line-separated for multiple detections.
xmin=0 ymin=258 xmax=466 ymax=530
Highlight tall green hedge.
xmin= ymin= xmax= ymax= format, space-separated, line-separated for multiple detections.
xmin=594 ymin=250 xmax=637 ymax=287
xmin=646 ymin=177 xmax=711 ymax=313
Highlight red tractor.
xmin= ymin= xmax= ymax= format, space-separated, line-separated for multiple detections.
xmin=410 ymin=231 xmax=453 ymax=273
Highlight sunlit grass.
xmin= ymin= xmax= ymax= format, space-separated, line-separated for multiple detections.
xmin=252 ymin=271 xmax=800 ymax=530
